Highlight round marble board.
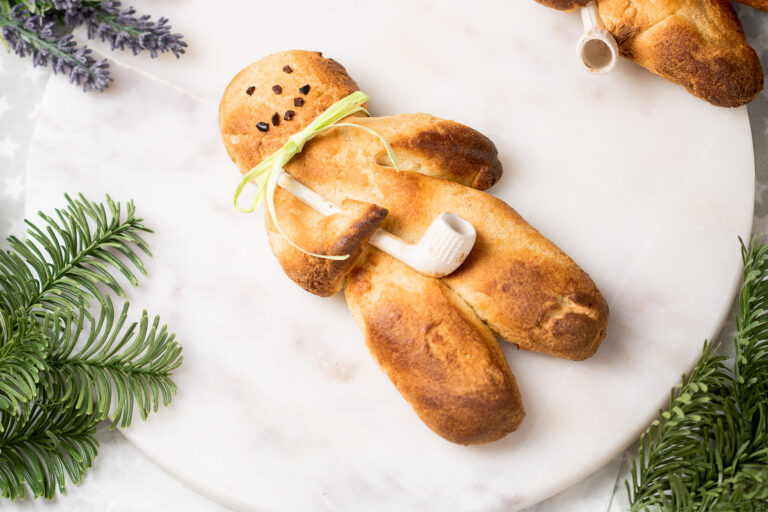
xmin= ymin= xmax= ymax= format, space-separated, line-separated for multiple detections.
xmin=25 ymin=1 xmax=754 ymax=511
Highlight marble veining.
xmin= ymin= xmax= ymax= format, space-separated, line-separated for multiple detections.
xmin=25 ymin=1 xmax=754 ymax=510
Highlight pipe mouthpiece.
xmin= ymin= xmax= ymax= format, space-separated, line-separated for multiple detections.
xmin=577 ymin=31 xmax=618 ymax=75
xmin=578 ymin=2 xmax=618 ymax=75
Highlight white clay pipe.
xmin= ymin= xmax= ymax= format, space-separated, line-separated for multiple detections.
xmin=577 ymin=1 xmax=618 ymax=74
xmin=276 ymin=169 xmax=476 ymax=278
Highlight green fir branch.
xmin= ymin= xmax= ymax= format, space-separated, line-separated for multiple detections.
xmin=40 ymin=299 xmax=183 ymax=428
xmin=0 ymin=193 xmax=151 ymax=317
xmin=628 ymin=236 xmax=768 ymax=512
xmin=0 ymin=312 xmax=47 ymax=425
xmin=0 ymin=194 xmax=181 ymax=500
xmin=0 ymin=402 xmax=98 ymax=500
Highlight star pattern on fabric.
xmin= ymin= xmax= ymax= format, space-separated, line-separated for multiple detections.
xmin=0 ymin=48 xmax=50 ymax=248
xmin=3 ymin=175 xmax=24 ymax=200
xmin=5 ymin=217 xmax=26 ymax=239
xmin=0 ymin=95 xmax=9 ymax=118
xmin=21 ymin=63 xmax=48 ymax=82
xmin=0 ymin=136 xmax=18 ymax=159
xmin=27 ymin=101 xmax=41 ymax=120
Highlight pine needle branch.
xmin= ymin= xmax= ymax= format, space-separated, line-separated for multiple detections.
xmin=628 ymin=235 xmax=768 ymax=512
xmin=0 ymin=194 xmax=182 ymax=500
xmin=40 ymin=298 xmax=183 ymax=428
xmin=0 ymin=402 xmax=99 ymax=500
xmin=0 ymin=311 xmax=47 ymax=426
xmin=0 ymin=193 xmax=151 ymax=318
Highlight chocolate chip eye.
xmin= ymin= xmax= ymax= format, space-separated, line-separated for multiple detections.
xmin=294 ymin=97 xmax=304 ymax=107
xmin=299 ymin=84 xmax=310 ymax=95
xmin=256 ymin=122 xmax=269 ymax=132
xmin=245 ymin=86 xmax=255 ymax=96
xmin=282 ymin=65 xmax=293 ymax=73
xmin=272 ymin=85 xmax=282 ymax=94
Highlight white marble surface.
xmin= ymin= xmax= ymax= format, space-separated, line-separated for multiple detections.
xmin=22 ymin=1 xmax=755 ymax=510
xmin=4 ymin=425 xmax=226 ymax=512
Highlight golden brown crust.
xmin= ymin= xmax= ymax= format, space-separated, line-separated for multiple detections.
xmin=445 ymin=216 xmax=610 ymax=361
xmin=364 ymin=114 xmax=503 ymax=190
xmin=597 ymin=0 xmax=763 ymax=107
xmin=266 ymin=190 xmax=387 ymax=297
xmin=277 ymin=119 xmax=609 ymax=360
xmin=345 ymin=250 xmax=524 ymax=445
xmin=220 ymin=51 xmax=608 ymax=444
xmin=733 ymin=0 xmax=768 ymax=10
xmin=219 ymin=50 xmax=361 ymax=171
xmin=533 ymin=0 xmax=590 ymax=10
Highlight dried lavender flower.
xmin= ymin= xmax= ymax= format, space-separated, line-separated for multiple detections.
xmin=86 ymin=1 xmax=186 ymax=58
xmin=51 ymin=0 xmax=86 ymax=10
xmin=0 ymin=0 xmax=186 ymax=92
xmin=0 ymin=5 xmax=112 ymax=92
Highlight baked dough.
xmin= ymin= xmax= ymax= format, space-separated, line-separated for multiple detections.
xmin=261 ymin=114 xmax=609 ymax=361
xmin=601 ymin=0 xmax=762 ymax=107
xmin=534 ymin=0 xmax=589 ymax=9
xmin=219 ymin=50 xmax=609 ymax=444
xmin=266 ymin=195 xmax=387 ymax=297
xmin=732 ymin=0 xmax=768 ymax=9
xmin=534 ymin=0 xmax=764 ymax=107
xmin=346 ymin=250 xmax=524 ymax=444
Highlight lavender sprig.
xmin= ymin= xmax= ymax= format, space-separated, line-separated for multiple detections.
xmin=86 ymin=1 xmax=186 ymax=58
xmin=0 ymin=5 xmax=111 ymax=92
xmin=0 ymin=0 xmax=186 ymax=92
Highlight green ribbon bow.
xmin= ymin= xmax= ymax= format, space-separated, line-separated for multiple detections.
xmin=233 ymin=91 xmax=399 ymax=260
